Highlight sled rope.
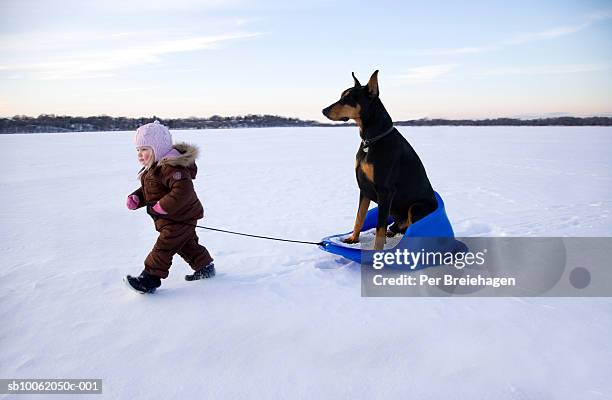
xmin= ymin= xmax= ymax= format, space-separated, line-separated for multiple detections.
xmin=153 ymin=214 xmax=324 ymax=246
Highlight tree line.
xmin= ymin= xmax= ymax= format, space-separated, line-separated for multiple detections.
xmin=1 ymin=114 xmax=610 ymax=133
xmin=394 ymin=116 xmax=612 ymax=126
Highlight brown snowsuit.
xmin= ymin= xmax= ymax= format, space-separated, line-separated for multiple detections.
xmin=131 ymin=143 xmax=213 ymax=279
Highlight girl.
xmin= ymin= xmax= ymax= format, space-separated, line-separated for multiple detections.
xmin=124 ymin=121 xmax=215 ymax=294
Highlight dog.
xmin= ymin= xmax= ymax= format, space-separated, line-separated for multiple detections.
xmin=322 ymin=70 xmax=437 ymax=250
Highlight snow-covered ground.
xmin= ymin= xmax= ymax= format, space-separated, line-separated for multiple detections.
xmin=1 ymin=126 xmax=611 ymax=399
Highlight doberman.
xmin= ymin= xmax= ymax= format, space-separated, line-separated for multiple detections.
xmin=322 ymin=70 xmax=437 ymax=251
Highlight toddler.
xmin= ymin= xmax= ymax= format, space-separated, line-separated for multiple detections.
xmin=124 ymin=121 xmax=215 ymax=294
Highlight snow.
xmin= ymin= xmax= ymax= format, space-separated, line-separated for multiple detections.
xmin=1 ymin=126 xmax=611 ymax=399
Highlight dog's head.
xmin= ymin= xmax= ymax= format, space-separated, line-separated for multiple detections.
xmin=322 ymin=70 xmax=379 ymax=122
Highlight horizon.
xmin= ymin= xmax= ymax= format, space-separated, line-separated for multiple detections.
xmin=1 ymin=0 xmax=611 ymax=122
xmin=3 ymin=112 xmax=612 ymax=122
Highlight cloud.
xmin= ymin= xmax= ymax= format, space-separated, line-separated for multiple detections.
xmin=92 ymin=0 xmax=244 ymax=11
xmin=0 ymin=29 xmax=164 ymax=53
xmin=391 ymin=64 xmax=458 ymax=84
xmin=483 ymin=63 xmax=611 ymax=76
xmin=587 ymin=9 xmax=612 ymax=21
xmin=406 ymin=46 xmax=496 ymax=56
xmin=504 ymin=23 xmax=590 ymax=45
xmin=408 ymin=9 xmax=612 ymax=57
xmin=0 ymin=31 xmax=262 ymax=80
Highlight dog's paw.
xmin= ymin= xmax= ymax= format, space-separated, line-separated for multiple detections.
xmin=373 ymin=241 xmax=385 ymax=251
xmin=343 ymin=235 xmax=359 ymax=244
xmin=388 ymin=222 xmax=408 ymax=236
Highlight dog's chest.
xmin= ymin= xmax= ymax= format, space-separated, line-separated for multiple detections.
xmin=355 ymin=151 xmax=377 ymax=196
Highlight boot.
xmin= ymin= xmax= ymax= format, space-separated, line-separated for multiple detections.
xmin=124 ymin=270 xmax=162 ymax=294
xmin=185 ymin=263 xmax=216 ymax=281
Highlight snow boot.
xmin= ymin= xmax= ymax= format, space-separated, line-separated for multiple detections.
xmin=124 ymin=270 xmax=162 ymax=294
xmin=185 ymin=263 xmax=216 ymax=281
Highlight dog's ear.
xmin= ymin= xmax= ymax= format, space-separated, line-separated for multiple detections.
xmin=352 ymin=72 xmax=361 ymax=87
xmin=367 ymin=70 xmax=379 ymax=97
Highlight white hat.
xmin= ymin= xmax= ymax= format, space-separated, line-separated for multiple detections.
xmin=134 ymin=121 xmax=173 ymax=162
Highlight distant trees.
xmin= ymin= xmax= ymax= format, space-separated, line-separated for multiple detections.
xmin=0 ymin=114 xmax=326 ymax=133
xmin=394 ymin=117 xmax=612 ymax=126
xmin=0 ymin=114 xmax=610 ymax=133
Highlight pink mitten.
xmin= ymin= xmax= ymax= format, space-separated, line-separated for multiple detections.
xmin=152 ymin=202 xmax=168 ymax=215
xmin=126 ymin=195 xmax=140 ymax=210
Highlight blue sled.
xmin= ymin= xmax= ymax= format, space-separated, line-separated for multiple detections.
xmin=319 ymin=192 xmax=467 ymax=269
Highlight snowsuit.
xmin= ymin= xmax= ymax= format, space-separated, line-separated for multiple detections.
xmin=130 ymin=143 xmax=213 ymax=279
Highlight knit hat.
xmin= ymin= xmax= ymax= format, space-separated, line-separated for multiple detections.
xmin=134 ymin=121 xmax=173 ymax=162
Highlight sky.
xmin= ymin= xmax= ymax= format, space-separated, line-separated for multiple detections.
xmin=0 ymin=0 xmax=611 ymax=121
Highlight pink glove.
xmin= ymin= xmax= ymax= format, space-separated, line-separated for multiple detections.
xmin=126 ymin=195 xmax=140 ymax=210
xmin=152 ymin=202 xmax=168 ymax=215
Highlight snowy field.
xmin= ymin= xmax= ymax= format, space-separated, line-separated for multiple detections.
xmin=1 ymin=126 xmax=611 ymax=399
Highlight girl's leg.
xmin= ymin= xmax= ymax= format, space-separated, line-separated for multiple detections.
xmin=144 ymin=224 xmax=195 ymax=278
xmin=178 ymin=229 xmax=214 ymax=270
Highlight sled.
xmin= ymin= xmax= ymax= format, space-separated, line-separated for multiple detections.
xmin=319 ymin=192 xmax=467 ymax=269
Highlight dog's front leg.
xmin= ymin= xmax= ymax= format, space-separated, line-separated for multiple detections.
xmin=344 ymin=192 xmax=370 ymax=244
xmin=374 ymin=190 xmax=392 ymax=250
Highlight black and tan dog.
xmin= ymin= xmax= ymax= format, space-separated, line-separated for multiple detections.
xmin=322 ymin=70 xmax=437 ymax=250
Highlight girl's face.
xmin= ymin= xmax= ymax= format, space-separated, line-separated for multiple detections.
xmin=137 ymin=147 xmax=154 ymax=166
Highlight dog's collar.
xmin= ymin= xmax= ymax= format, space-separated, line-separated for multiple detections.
xmin=361 ymin=125 xmax=395 ymax=152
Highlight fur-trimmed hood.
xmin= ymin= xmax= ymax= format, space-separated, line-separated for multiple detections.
xmin=132 ymin=141 xmax=203 ymax=224
xmin=159 ymin=142 xmax=199 ymax=167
